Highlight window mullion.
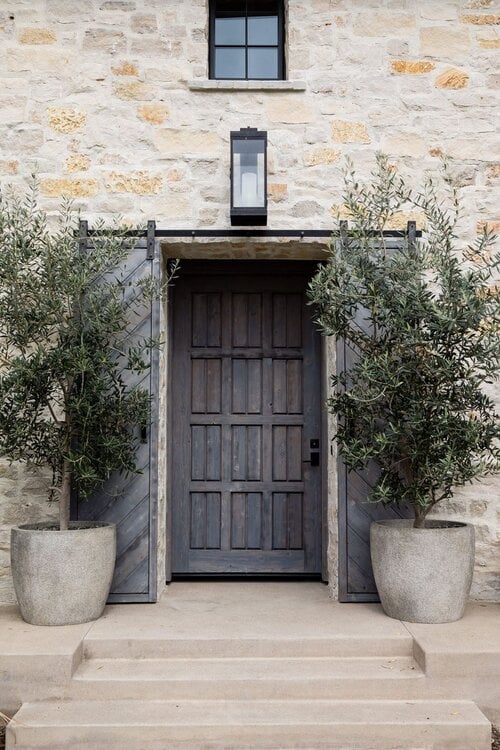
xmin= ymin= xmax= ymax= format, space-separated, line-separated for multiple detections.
xmin=245 ymin=8 xmax=248 ymax=80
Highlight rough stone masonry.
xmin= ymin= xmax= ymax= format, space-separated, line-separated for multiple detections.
xmin=0 ymin=0 xmax=498 ymax=603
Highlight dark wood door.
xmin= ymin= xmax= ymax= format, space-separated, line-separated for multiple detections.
xmin=171 ymin=262 xmax=322 ymax=575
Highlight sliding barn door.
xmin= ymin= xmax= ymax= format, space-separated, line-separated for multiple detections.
xmin=338 ymin=237 xmax=411 ymax=602
xmin=73 ymin=239 xmax=160 ymax=603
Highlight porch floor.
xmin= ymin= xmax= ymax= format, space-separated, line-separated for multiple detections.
xmin=1 ymin=582 xmax=499 ymax=748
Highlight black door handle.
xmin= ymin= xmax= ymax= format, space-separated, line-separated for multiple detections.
xmin=302 ymin=439 xmax=320 ymax=466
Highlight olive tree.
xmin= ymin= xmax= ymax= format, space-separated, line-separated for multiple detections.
xmin=308 ymin=155 xmax=500 ymax=527
xmin=0 ymin=186 xmax=176 ymax=530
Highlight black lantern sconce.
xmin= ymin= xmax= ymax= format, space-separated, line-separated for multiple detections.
xmin=230 ymin=127 xmax=267 ymax=226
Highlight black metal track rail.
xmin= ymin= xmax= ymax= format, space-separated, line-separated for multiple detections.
xmin=85 ymin=223 xmax=421 ymax=239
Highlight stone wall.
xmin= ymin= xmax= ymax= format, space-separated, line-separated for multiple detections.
xmin=0 ymin=0 xmax=499 ymax=603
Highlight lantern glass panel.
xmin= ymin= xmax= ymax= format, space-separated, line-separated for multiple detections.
xmin=232 ymin=139 xmax=265 ymax=209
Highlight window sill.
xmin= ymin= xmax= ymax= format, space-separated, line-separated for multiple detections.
xmin=187 ymin=80 xmax=306 ymax=92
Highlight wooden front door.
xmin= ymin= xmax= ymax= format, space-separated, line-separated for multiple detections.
xmin=170 ymin=261 xmax=322 ymax=575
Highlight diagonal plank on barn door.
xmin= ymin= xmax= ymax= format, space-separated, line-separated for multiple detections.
xmin=337 ymin=238 xmax=412 ymax=602
xmin=72 ymin=239 xmax=161 ymax=603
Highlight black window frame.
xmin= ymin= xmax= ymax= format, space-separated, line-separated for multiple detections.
xmin=209 ymin=1 xmax=285 ymax=81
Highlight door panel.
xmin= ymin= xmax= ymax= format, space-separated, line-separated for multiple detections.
xmin=171 ymin=262 xmax=321 ymax=575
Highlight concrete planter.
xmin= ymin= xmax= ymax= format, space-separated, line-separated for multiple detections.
xmin=11 ymin=522 xmax=116 ymax=626
xmin=370 ymin=519 xmax=475 ymax=624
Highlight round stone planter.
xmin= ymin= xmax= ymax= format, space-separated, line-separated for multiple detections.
xmin=11 ymin=522 xmax=116 ymax=626
xmin=370 ymin=519 xmax=475 ymax=624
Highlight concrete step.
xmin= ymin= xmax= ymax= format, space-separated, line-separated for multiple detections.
xmin=70 ymin=655 xmax=426 ymax=700
xmin=7 ymin=698 xmax=491 ymax=750
xmin=83 ymin=633 xmax=415 ymax=659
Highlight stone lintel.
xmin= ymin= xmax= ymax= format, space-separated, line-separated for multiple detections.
xmin=160 ymin=237 xmax=330 ymax=260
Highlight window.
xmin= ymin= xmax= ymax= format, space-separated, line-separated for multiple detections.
xmin=209 ymin=1 xmax=285 ymax=81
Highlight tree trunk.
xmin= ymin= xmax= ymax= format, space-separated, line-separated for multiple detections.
xmin=59 ymin=458 xmax=71 ymax=531
xmin=413 ymin=506 xmax=426 ymax=529
xmin=59 ymin=379 xmax=73 ymax=532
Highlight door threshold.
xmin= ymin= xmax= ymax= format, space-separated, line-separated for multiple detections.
xmin=170 ymin=574 xmax=326 ymax=582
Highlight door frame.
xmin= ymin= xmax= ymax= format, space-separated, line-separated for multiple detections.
xmin=166 ymin=259 xmax=329 ymax=581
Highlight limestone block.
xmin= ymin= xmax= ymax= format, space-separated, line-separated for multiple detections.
xmin=418 ymin=2 xmax=459 ymax=22
xmin=190 ymin=27 xmax=205 ymax=42
xmin=101 ymin=0 xmax=136 ymax=8
xmin=477 ymin=220 xmax=500 ymax=232
xmin=167 ymin=168 xmax=183 ymax=182
xmin=292 ymin=199 xmax=323 ymax=217
xmin=112 ymin=60 xmax=139 ymax=76
xmin=465 ymin=0 xmax=497 ymax=6
xmin=47 ymin=108 xmax=86 ymax=134
xmin=144 ymin=64 xmax=186 ymax=86
xmin=149 ymin=194 xmax=192 ymax=219
xmin=130 ymin=37 xmax=170 ymax=56
xmin=445 ymin=133 xmax=500 ymax=161
xmin=470 ymin=499 xmax=489 ymax=515
xmin=6 ymin=47 xmax=73 ymax=72
xmin=6 ymin=126 xmax=44 ymax=153
xmin=83 ymin=28 xmax=126 ymax=52
xmin=331 ymin=120 xmax=371 ymax=144
xmin=304 ymin=127 xmax=328 ymax=145
xmin=113 ymin=80 xmax=153 ymax=100
xmin=367 ymin=102 xmax=408 ymax=128
xmin=0 ymin=160 xmax=18 ymax=174
xmin=131 ymin=14 xmax=157 ymax=33
xmin=137 ymin=104 xmax=169 ymax=124
xmin=304 ymin=148 xmax=341 ymax=165
xmin=196 ymin=208 xmax=218 ymax=225
xmin=0 ymin=93 xmax=26 ymax=124
xmin=46 ymin=0 xmax=95 ymax=20
xmin=391 ymin=60 xmax=435 ymax=74
xmin=435 ymin=68 xmax=470 ymax=88
xmin=105 ymin=171 xmax=162 ymax=194
xmin=384 ymin=210 xmax=426 ymax=230
xmin=387 ymin=40 xmax=410 ymax=57
xmin=266 ymin=99 xmax=314 ymax=123
xmin=18 ymin=27 xmax=56 ymax=44
xmin=486 ymin=164 xmax=500 ymax=183
xmin=40 ymin=178 xmax=99 ymax=198
xmin=381 ymin=132 xmax=427 ymax=157
xmin=353 ymin=11 xmax=416 ymax=37
xmin=461 ymin=14 xmax=500 ymax=24
xmin=190 ymin=159 xmax=220 ymax=179
xmin=447 ymin=165 xmax=477 ymax=187
xmin=478 ymin=38 xmax=500 ymax=48
xmin=85 ymin=197 xmax=135 ymax=216
xmin=63 ymin=154 xmax=91 ymax=173
xmin=268 ymin=183 xmax=288 ymax=202
xmin=330 ymin=202 xmax=354 ymax=220
xmin=420 ymin=27 xmax=471 ymax=58
xmin=153 ymin=129 xmax=222 ymax=156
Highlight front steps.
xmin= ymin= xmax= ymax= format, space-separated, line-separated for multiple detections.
xmin=7 ymin=635 xmax=491 ymax=749
xmin=9 ymin=697 xmax=490 ymax=750
xmin=70 ymin=655 xmax=425 ymax=701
